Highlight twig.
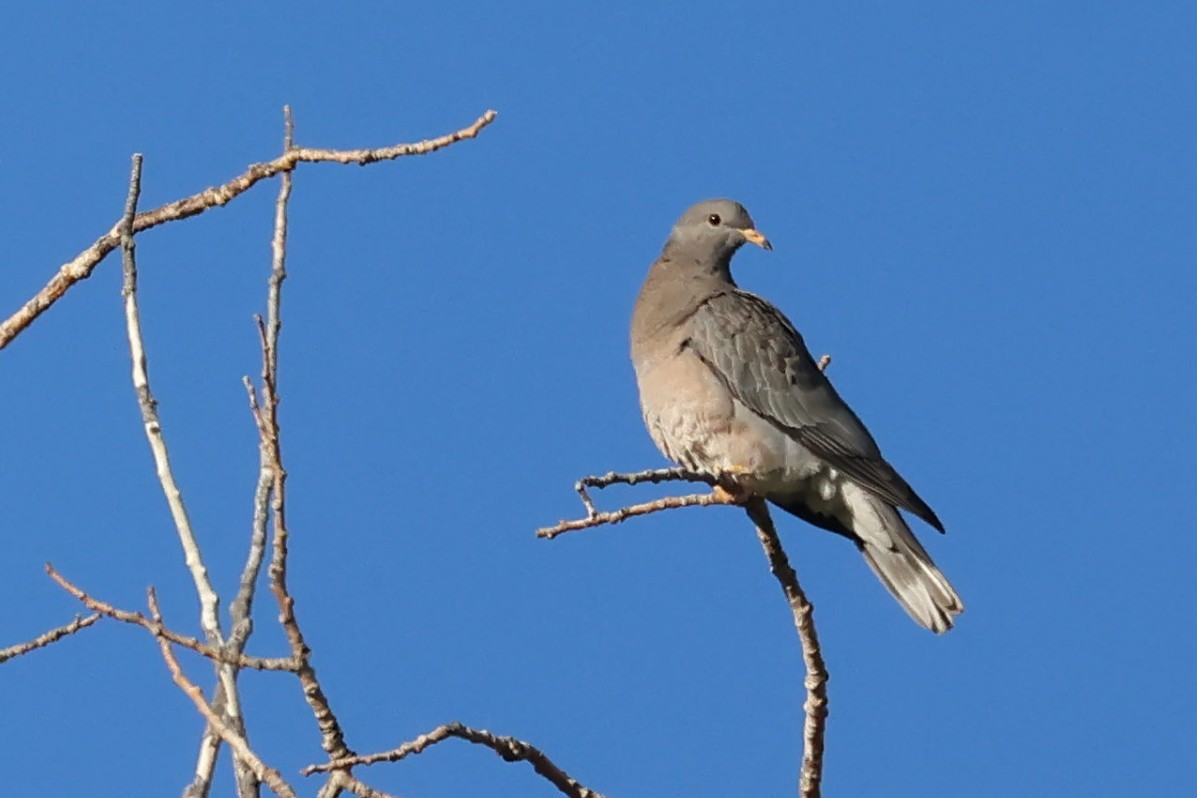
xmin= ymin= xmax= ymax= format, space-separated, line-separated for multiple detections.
xmin=194 ymin=105 xmax=301 ymax=798
xmin=44 ymin=564 xmax=294 ymax=671
xmin=239 ymin=108 xmax=353 ymax=764
xmin=0 ymin=613 xmax=100 ymax=664
xmin=538 ymin=467 xmax=722 ymax=537
xmin=744 ymin=500 xmax=828 ymax=798
xmin=0 ymin=109 xmax=498 ymax=351
xmin=571 ymin=467 xmax=712 ymax=516
xmin=334 ymin=772 xmax=400 ymax=798
xmin=537 ymin=490 xmax=739 ymax=538
xmin=304 ymin=722 xmax=607 ymax=798
xmin=147 ymin=589 xmax=297 ymax=798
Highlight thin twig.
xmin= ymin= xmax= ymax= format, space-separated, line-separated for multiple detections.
xmin=744 ymin=500 xmax=828 ymax=798
xmin=537 ymin=467 xmax=729 ymax=537
xmin=44 ymin=564 xmax=295 ymax=671
xmin=572 ymin=467 xmax=712 ymax=516
xmin=335 ymin=772 xmax=400 ymax=798
xmin=147 ymin=589 xmax=297 ymax=798
xmin=0 ymin=613 xmax=100 ymax=664
xmin=1 ymin=109 xmax=498 ymax=351
xmin=304 ymin=722 xmax=606 ymax=798
xmin=196 ymin=105 xmax=301 ymax=798
xmin=239 ymin=108 xmax=353 ymax=764
xmin=537 ymin=489 xmax=739 ymax=538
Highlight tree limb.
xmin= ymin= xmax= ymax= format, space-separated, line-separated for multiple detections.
xmin=305 ymin=721 xmax=606 ymax=798
xmin=0 ymin=109 xmax=498 ymax=351
xmin=0 ymin=613 xmax=100 ymax=664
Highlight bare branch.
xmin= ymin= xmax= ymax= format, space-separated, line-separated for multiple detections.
xmin=147 ymin=589 xmax=297 ymax=798
xmin=184 ymin=684 xmax=231 ymax=798
xmin=118 ymin=154 xmax=255 ymax=795
xmin=744 ymin=500 xmax=828 ymax=798
xmin=538 ymin=489 xmax=739 ymax=538
xmin=200 ymin=104 xmax=300 ymax=798
xmin=333 ymin=772 xmax=400 ymax=798
xmin=0 ymin=613 xmax=100 ymax=664
xmin=1 ymin=109 xmax=499 ymax=351
xmin=232 ymin=108 xmax=354 ymax=764
xmin=44 ymin=564 xmax=295 ymax=671
xmin=536 ymin=467 xmax=729 ymax=537
xmin=305 ymin=722 xmax=606 ymax=798
xmin=119 ymin=155 xmax=225 ymax=648
xmin=571 ymin=467 xmax=713 ymax=516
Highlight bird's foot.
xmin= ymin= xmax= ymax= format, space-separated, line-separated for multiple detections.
xmin=712 ymin=470 xmax=752 ymax=505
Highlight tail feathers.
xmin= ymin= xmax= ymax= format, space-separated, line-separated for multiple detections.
xmin=835 ymin=482 xmax=963 ymax=633
xmin=771 ymin=482 xmax=964 ymax=633
xmin=859 ymin=530 xmax=963 ymax=633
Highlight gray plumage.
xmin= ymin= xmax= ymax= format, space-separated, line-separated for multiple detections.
xmin=630 ymin=199 xmax=963 ymax=633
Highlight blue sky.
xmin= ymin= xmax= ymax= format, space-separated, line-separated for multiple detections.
xmin=2 ymin=2 xmax=1194 ymax=796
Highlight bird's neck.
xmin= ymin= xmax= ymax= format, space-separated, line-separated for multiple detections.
xmin=632 ymin=254 xmax=737 ymax=343
xmin=657 ymin=244 xmax=736 ymax=283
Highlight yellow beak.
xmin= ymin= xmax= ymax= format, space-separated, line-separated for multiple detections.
xmin=741 ymin=228 xmax=773 ymax=251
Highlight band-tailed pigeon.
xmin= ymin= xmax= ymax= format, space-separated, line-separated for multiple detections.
xmin=630 ymin=199 xmax=963 ymax=632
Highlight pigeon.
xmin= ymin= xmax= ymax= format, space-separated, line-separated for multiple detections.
xmin=630 ymin=199 xmax=963 ymax=632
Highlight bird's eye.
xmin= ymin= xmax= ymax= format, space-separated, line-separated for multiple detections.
xmin=708 ymin=214 xmax=722 ymax=226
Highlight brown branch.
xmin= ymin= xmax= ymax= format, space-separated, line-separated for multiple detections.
xmin=571 ymin=467 xmax=713 ymax=516
xmin=332 ymin=772 xmax=401 ymax=798
xmin=0 ymin=109 xmax=498 ymax=351
xmin=304 ymin=722 xmax=606 ymax=798
xmin=744 ymin=500 xmax=828 ymax=798
xmin=146 ymin=589 xmax=298 ymax=798
xmin=44 ymin=564 xmax=295 ymax=671
xmin=537 ymin=467 xmax=726 ymax=538
xmin=238 ymin=108 xmax=353 ymax=765
xmin=0 ymin=613 xmax=100 ymax=664
xmin=194 ymin=105 xmax=301 ymax=798
xmin=537 ymin=489 xmax=739 ymax=538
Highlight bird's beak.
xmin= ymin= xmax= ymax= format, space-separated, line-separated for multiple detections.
xmin=741 ymin=228 xmax=773 ymax=251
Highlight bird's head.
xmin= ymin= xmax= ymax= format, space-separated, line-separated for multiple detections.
xmin=664 ymin=199 xmax=772 ymax=263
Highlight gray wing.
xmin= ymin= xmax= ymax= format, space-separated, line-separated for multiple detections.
xmin=685 ymin=289 xmax=944 ymax=532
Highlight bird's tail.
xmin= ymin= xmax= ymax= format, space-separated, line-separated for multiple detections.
xmin=853 ymin=494 xmax=964 ymax=633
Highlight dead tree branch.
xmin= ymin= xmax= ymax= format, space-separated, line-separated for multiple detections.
xmin=0 ymin=109 xmax=498 ymax=351
xmin=238 ymin=107 xmax=353 ymax=766
xmin=305 ymin=721 xmax=607 ymax=798
xmin=120 ymin=153 xmax=227 ymax=650
xmin=537 ymin=467 xmax=736 ymax=538
xmin=744 ymin=499 xmax=828 ymax=798
xmin=44 ymin=564 xmax=295 ymax=671
xmin=147 ymin=589 xmax=298 ymax=798
xmin=0 ymin=613 xmax=100 ymax=664
xmin=119 ymin=154 xmax=257 ymax=797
